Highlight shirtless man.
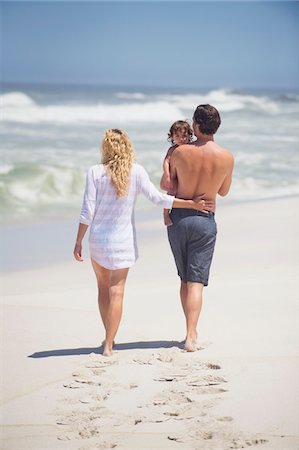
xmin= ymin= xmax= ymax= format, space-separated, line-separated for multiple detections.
xmin=166 ymin=104 xmax=234 ymax=352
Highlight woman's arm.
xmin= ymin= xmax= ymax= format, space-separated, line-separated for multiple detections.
xmin=79 ymin=167 xmax=97 ymax=225
xmin=172 ymin=197 xmax=213 ymax=213
xmin=74 ymin=167 xmax=97 ymax=262
xmin=138 ymin=165 xmax=213 ymax=212
xmin=73 ymin=223 xmax=89 ymax=261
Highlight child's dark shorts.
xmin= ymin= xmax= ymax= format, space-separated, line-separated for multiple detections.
xmin=167 ymin=209 xmax=217 ymax=286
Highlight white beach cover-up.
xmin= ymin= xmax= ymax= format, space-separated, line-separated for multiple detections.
xmin=79 ymin=163 xmax=174 ymax=269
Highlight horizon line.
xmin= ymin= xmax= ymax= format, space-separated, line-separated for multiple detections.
xmin=2 ymin=80 xmax=299 ymax=92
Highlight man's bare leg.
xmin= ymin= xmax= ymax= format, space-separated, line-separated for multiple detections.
xmin=183 ymin=281 xmax=204 ymax=352
xmin=180 ymin=281 xmax=188 ymax=318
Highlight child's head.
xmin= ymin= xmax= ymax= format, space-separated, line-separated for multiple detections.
xmin=168 ymin=120 xmax=193 ymax=145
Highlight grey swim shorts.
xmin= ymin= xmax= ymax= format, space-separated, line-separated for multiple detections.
xmin=167 ymin=209 xmax=217 ymax=286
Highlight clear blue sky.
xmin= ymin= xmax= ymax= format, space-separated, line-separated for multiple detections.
xmin=2 ymin=1 xmax=299 ymax=89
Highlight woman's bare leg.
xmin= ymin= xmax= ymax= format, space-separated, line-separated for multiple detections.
xmin=91 ymin=259 xmax=110 ymax=331
xmin=91 ymin=258 xmax=129 ymax=356
xmin=104 ymin=268 xmax=129 ymax=356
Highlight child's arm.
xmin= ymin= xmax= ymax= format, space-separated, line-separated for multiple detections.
xmin=160 ymin=146 xmax=175 ymax=190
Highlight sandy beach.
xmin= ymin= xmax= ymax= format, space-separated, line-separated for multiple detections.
xmin=1 ymin=196 xmax=299 ymax=450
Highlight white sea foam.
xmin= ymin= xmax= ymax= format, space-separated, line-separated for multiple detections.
xmin=0 ymin=165 xmax=14 ymax=175
xmin=1 ymin=88 xmax=289 ymax=125
xmin=1 ymin=92 xmax=36 ymax=107
xmin=115 ymin=92 xmax=147 ymax=100
xmin=157 ymin=89 xmax=280 ymax=113
xmin=2 ymin=98 xmax=182 ymax=124
xmin=230 ymin=177 xmax=299 ymax=201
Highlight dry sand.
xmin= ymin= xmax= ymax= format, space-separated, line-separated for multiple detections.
xmin=1 ymin=197 xmax=299 ymax=449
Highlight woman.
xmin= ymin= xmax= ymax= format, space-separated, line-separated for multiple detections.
xmin=73 ymin=129 xmax=213 ymax=356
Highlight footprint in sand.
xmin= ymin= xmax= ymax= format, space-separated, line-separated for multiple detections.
xmin=133 ymin=355 xmax=156 ymax=365
xmin=72 ymin=368 xmax=93 ymax=377
xmin=63 ymin=382 xmax=85 ymax=389
xmin=78 ymin=424 xmax=100 ymax=439
xmin=79 ymin=443 xmax=117 ymax=450
xmin=187 ymin=374 xmax=227 ymax=387
xmin=206 ymin=363 xmax=221 ymax=370
xmin=217 ymin=416 xmax=233 ymax=422
xmin=229 ymin=438 xmax=268 ymax=448
xmin=73 ymin=377 xmax=102 ymax=387
xmin=84 ymin=358 xmax=119 ymax=370
xmin=57 ymin=433 xmax=76 ymax=441
xmin=167 ymin=434 xmax=184 ymax=443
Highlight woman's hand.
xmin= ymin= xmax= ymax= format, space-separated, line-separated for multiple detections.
xmin=73 ymin=242 xmax=83 ymax=262
xmin=193 ymin=195 xmax=215 ymax=213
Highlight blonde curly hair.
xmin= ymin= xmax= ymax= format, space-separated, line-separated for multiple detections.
xmin=101 ymin=128 xmax=135 ymax=197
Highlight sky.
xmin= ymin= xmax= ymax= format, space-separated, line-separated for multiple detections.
xmin=2 ymin=1 xmax=299 ymax=90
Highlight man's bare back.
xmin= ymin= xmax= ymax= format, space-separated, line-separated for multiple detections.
xmin=170 ymin=140 xmax=234 ymax=211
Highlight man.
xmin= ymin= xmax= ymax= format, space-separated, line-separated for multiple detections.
xmin=165 ymin=104 xmax=234 ymax=352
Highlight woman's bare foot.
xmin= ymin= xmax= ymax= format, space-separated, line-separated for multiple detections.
xmin=184 ymin=338 xmax=197 ymax=352
xmin=103 ymin=344 xmax=113 ymax=357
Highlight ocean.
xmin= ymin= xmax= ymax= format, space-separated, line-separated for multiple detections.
xmin=1 ymin=83 xmax=299 ymax=225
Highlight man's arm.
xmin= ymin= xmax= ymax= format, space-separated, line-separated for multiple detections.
xmin=218 ymin=154 xmax=234 ymax=197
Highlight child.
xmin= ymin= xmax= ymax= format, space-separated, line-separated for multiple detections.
xmin=160 ymin=120 xmax=193 ymax=226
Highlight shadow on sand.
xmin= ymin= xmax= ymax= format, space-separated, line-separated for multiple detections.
xmin=28 ymin=340 xmax=184 ymax=358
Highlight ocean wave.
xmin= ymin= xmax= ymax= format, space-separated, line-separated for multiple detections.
xmin=276 ymin=93 xmax=299 ymax=102
xmin=0 ymin=163 xmax=85 ymax=214
xmin=2 ymin=88 xmax=298 ymax=126
xmin=0 ymin=164 xmax=14 ymax=175
xmin=157 ymin=89 xmax=281 ymax=113
xmin=1 ymin=92 xmax=36 ymax=107
xmin=1 ymin=93 xmax=182 ymax=124
xmin=1 ymin=159 xmax=299 ymax=224
xmin=115 ymin=92 xmax=147 ymax=100
xmin=230 ymin=177 xmax=299 ymax=200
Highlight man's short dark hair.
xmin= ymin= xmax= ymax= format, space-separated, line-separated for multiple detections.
xmin=193 ymin=104 xmax=221 ymax=135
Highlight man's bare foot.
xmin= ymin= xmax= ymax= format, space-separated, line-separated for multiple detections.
xmin=184 ymin=338 xmax=197 ymax=352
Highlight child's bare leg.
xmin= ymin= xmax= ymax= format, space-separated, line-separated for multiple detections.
xmin=163 ymin=208 xmax=173 ymax=226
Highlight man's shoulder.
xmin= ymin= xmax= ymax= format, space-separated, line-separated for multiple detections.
xmin=210 ymin=142 xmax=234 ymax=160
xmin=219 ymin=146 xmax=234 ymax=162
xmin=172 ymin=143 xmax=192 ymax=155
